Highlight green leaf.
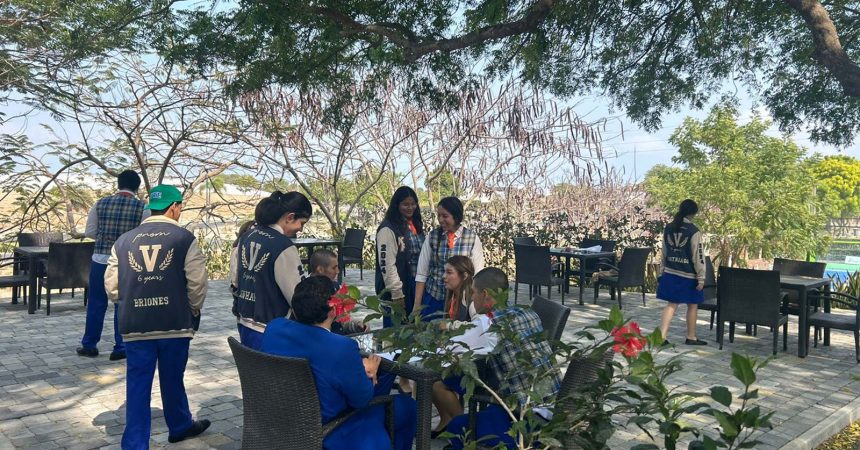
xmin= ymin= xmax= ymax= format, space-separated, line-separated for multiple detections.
xmin=739 ymin=389 xmax=758 ymax=400
xmin=347 ymin=285 xmax=361 ymax=299
xmin=364 ymin=295 xmax=379 ymax=311
xmin=630 ymin=445 xmax=660 ymax=450
xmin=730 ymin=353 xmax=756 ymax=387
xmin=609 ymin=306 xmax=624 ymax=327
xmin=710 ymin=386 xmax=732 ymax=407
xmin=712 ymin=410 xmax=739 ymax=438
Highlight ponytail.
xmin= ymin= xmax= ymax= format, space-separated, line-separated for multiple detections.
xmin=671 ymin=199 xmax=699 ymax=231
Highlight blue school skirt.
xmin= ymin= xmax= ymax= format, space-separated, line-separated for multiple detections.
xmin=656 ymin=273 xmax=704 ymax=304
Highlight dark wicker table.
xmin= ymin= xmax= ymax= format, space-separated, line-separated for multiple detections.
xmin=781 ymin=275 xmax=831 ymax=357
xmin=549 ymin=248 xmax=615 ymax=304
xmin=292 ymin=238 xmax=344 ymax=282
xmin=377 ymin=356 xmax=439 ymax=450
xmin=14 ymin=246 xmax=48 ymax=314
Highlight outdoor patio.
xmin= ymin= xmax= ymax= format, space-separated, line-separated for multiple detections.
xmin=1 ymin=271 xmax=859 ymax=450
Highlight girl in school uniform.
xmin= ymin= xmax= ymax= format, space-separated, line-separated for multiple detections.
xmin=375 ymin=186 xmax=425 ymax=327
xmin=413 ymin=196 xmax=485 ymax=319
xmin=443 ymin=255 xmax=476 ymax=322
xmin=657 ymin=199 xmax=707 ymax=346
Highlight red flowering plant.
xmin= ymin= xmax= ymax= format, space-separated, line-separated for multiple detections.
xmin=610 ymin=321 xmax=648 ymax=357
xmin=328 ymin=283 xmax=359 ymax=323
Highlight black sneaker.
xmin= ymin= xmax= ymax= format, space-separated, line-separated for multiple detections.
xmin=76 ymin=347 xmax=99 ymax=357
xmin=685 ymin=338 xmax=708 ymax=346
xmin=168 ymin=419 xmax=211 ymax=443
xmin=109 ymin=352 xmax=126 ymax=361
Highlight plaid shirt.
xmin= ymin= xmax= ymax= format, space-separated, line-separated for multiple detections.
xmin=489 ymin=307 xmax=561 ymax=406
xmin=94 ymin=194 xmax=145 ymax=255
xmin=425 ymin=226 xmax=477 ymax=300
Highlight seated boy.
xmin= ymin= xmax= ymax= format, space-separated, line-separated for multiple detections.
xmin=310 ymin=249 xmax=367 ymax=334
xmin=441 ymin=267 xmax=561 ymax=449
xmin=260 ymin=276 xmax=417 ymax=450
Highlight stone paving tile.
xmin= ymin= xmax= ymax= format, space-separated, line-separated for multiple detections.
xmin=1 ymin=273 xmax=859 ymax=449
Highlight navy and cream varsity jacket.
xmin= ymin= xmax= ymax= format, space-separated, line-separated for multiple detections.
xmin=105 ymin=215 xmax=208 ymax=341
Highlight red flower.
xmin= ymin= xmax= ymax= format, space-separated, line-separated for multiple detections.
xmin=610 ymin=322 xmax=647 ymax=357
xmin=328 ymin=283 xmax=357 ymax=323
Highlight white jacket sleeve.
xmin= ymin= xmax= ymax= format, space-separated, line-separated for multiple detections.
xmin=691 ymin=231 xmax=706 ymax=282
xmin=376 ymin=228 xmax=404 ymax=299
xmin=229 ymin=246 xmax=239 ymax=290
xmin=274 ymin=246 xmax=306 ymax=305
xmin=84 ymin=206 xmax=98 ymax=239
xmin=185 ymin=239 xmax=209 ymax=311
xmin=448 ymin=315 xmax=497 ymax=356
xmin=105 ymin=246 xmax=120 ymax=302
xmin=415 ymin=236 xmax=432 ymax=283
xmin=471 ymin=234 xmax=485 ymax=274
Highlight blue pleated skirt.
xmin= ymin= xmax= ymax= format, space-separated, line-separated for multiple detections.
xmin=656 ymin=273 xmax=704 ymax=304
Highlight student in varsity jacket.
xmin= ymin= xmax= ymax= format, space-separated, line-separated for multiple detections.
xmin=230 ymin=191 xmax=312 ymax=350
xmin=104 ymin=184 xmax=210 ymax=449
xmin=413 ymin=196 xmax=485 ymax=320
xmin=375 ymin=186 xmax=425 ymax=327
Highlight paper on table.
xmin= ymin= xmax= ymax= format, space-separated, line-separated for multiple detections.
xmin=377 ymin=351 xmax=423 ymax=364
xmin=581 ymin=245 xmax=602 ymax=253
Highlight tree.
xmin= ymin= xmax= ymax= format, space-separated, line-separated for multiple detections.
xmin=644 ymin=104 xmax=828 ymax=266
xmin=809 ymin=155 xmax=860 ymax=218
xmin=164 ymin=0 xmax=860 ymax=145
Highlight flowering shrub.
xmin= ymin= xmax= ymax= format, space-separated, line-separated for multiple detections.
xmin=361 ymin=290 xmax=772 ymax=449
xmin=328 ymin=283 xmax=358 ymax=323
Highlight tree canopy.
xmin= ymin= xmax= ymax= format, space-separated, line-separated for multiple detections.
xmin=809 ymin=155 xmax=860 ymax=218
xmin=644 ymin=104 xmax=828 ymax=266
xmin=159 ymin=0 xmax=860 ymax=145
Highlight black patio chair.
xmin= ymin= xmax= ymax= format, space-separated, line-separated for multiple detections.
xmin=0 ymin=255 xmax=29 ymax=304
xmin=341 ymin=228 xmax=367 ymax=280
xmin=592 ymin=247 xmax=651 ymax=309
xmin=531 ymin=295 xmax=571 ymax=349
xmin=773 ymin=258 xmax=827 ymax=313
xmin=513 ymin=236 xmax=537 ymax=246
xmin=467 ymin=352 xmax=614 ymax=450
xmin=807 ymin=291 xmax=860 ymax=362
xmin=227 ymin=337 xmax=395 ymax=450
xmin=514 ymin=244 xmax=566 ymax=304
xmin=37 ymin=242 xmax=94 ymax=315
xmin=697 ymin=256 xmax=718 ymax=329
xmin=716 ymin=267 xmax=788 ymax=356
xmin=17 ymin=232 xmax=64 ymax=296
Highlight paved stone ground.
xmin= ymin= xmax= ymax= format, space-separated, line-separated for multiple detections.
xmin=1 ymin=272 xmax=859 ymax=449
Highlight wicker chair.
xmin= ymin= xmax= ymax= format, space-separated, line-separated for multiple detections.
xmin=697 ymin=256 xmax=718 ymax=329
xmin=466 ymin=352 xmax=613 ymax=450
xmin=592 ymin=247 xmax=651 ymax=309
xmin=716 ymin=267 xmax=788 ymax=355
xmin=514 ymin=244 xmax=566 ymax=304
xmin=773 ymin=258 xmax=827 ymax=314
xmin=227 ymin=337 xmax=395 ymax=450
xmin=17 ymin=232 xmax=64 ymax=247
xmin=807 ymin=291 xmax=860 ymax=362
xmin=531 ymin=295 xmax=571 ymax=349
xmin=37 ymin=242 xmax=94 ymax=315
xmin=568 ymin=238 xmax=616 ymax=285
xmin=341 ymin=228 xmax=367 ymax=280
xmin=0 ymin=255 xmax=29 ymax=304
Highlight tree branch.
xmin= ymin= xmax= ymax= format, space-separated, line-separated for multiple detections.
xmin=785 ymin=0 xmax=860 ymax=96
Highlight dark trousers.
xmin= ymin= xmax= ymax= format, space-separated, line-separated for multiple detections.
xmin=81 ymin=261 xmax=124 ymax=353
xmin=238 ymin=324 xmax=264 ymax=350
xmin=122 ymin=338 xmax=194 ymax=450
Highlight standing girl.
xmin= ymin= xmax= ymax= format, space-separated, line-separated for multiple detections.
xmin=413 ymin=196 xmax=485 ymax=319
xmin=657 ymin=199 xmax=707 ymax=345
xmin=231 ymin=191 xmax=312 ymax=350
xmin=375 ymin=186 xmax=425 ymax=327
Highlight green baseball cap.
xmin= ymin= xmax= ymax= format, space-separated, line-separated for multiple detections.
xmin=146 ymin=184 xmax=183 ymax=210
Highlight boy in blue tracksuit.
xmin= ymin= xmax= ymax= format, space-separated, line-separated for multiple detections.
xmin=105 ymin=184 xmax=210 ymax=449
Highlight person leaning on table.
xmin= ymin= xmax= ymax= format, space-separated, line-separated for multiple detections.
xmin=104 ymin=184 xmax=210 ymax=449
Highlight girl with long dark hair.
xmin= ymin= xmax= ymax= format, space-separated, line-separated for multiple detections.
xmin=230 ymin=191 xmax=313 ymax=349
xmin=657 ymin=199 xmax=707 ymax=345
xmin=413 ymin=196 xmax=485 ymax=319
xmin=375 ymin=186 xmax=425 ymax=327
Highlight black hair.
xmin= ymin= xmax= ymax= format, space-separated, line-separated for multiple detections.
xmin=271 ymin=191 xmax=313 ymax=220
xmin=670 ymin=199 xmax=699 ymax=231
xmin=149 ymin=202 xmax=179 ymax=216
xmin=384 ymin=186 xmax=424 ymax=235
xmin=117 ymin=170 xmax=141 ymax=192
xmin=309 ymin=249 xmax=338 ymax=273
xmin=437 ymin=196 xmax=464 ymax=224
xmin=254 ymin=197 xmax=284 ymax=226
xmin=232 ymin=220 xmax=256 ymax=248
xmin=291 ymin=276 xmax=337 ymax=325
xmin=473 ymin=267 xmax=509 ymax=296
